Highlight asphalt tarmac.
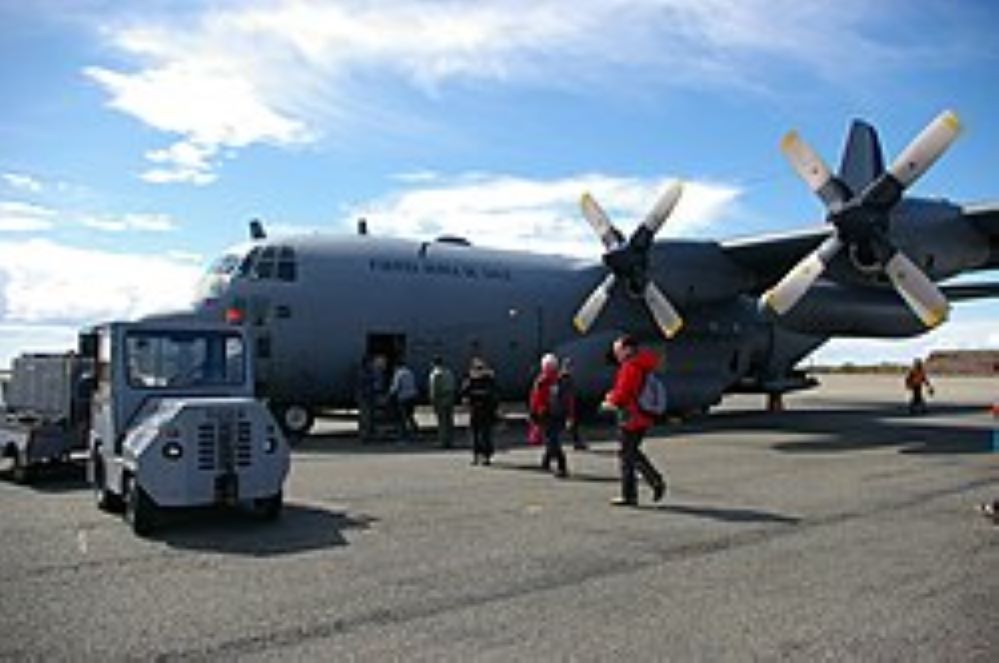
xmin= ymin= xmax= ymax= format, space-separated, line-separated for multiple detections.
xmin=1 ymin=375 xmax=996 ymax=661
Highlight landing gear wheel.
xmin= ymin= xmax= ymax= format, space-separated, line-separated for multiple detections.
xmin=124 ymin=476 xmax=157 ymax=537
xmin=276 ymin=404 xmax=314 ymax=438
xmin=253 ymin=491 xmax=283 ymax=521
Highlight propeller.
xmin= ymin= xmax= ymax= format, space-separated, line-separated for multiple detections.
xmin=761 ymin=110 xmax=961 ymax=328
xmin=573 ymin=182 xmax=684 ymax=339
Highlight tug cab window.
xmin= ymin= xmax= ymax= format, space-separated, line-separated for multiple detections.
xmin=125 ymin=331 xmax=246 ymax=389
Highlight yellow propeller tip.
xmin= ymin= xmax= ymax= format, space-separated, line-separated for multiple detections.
xmin=942 ymin=110 xmax=962 ymax=133
xmin=780 ymin=131 xmax=800 ymax=150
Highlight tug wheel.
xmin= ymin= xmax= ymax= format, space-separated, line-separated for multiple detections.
xmin=92 ymin=457 xmax=123 ymax=513
xmin=124 ymin=476 xmax=157 ymax=537
xmin=253 ymin=491 xmax=283 ymax=521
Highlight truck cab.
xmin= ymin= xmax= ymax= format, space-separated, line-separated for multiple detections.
xmin=86 ymin=320 xmax=289 ymax=535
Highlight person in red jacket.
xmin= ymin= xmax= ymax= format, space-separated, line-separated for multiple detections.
xmin=529 ymin=353 xmax=569 ymax=478
xmin=603 ymin=335 xmax=666 ymax=506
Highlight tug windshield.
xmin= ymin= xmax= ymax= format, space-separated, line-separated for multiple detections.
xmin=125 ymin=330 xmax=246 ymax=389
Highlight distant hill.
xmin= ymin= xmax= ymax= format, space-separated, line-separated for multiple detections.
xmin=812 ymin=349 xmax=999 ymax=376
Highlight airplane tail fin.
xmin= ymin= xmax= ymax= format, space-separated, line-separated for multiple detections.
xmin=837 ymin=120 xmax=885 ymax=198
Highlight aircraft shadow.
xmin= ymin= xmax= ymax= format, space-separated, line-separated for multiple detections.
xmin=657 ymin=502 xmax=801 ymax=525
xmin=669 ymin=403 xmax=994 ymax=456
xmin=159 ymin=504 xmax=377 ymax=557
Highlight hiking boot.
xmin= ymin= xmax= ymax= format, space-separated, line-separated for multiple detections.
xmin=651 ymin=480 xmax=666 ymax=502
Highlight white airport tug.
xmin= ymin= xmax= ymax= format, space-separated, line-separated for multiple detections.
xmin=83 ymin=320 xmax=289 ymax=535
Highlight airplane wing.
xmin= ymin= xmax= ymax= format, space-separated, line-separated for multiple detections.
xmin=941 ymin=282 xmax=999 ymax=301
xmin=964 ymin=202 xmax=999 ymax=269
xmin=719 ymin=226 xmax=833 ymax=294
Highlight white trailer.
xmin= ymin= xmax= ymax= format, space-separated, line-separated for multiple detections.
xmin=0 ymin=352 xmax=92 ymax=483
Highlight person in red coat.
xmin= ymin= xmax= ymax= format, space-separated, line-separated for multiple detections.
xmin=602 ymin=335 xmax=666 ymax=506
xmin=529 ymin=353 xmax=569 ymax=478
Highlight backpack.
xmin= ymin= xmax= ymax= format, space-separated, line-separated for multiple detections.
xmin=637 ymin=372 xmax=667 ymax=416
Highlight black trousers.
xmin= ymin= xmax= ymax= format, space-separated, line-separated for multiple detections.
xmin=470 ymin=413 xmax=494 ymax=460
xmin=541 ymin=417 xmax=567 ymax=474
xmin=619 ymin=428 xmax=663 ymax=502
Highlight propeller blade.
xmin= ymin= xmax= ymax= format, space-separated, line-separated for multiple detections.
xmin=760 ymin=235 xmax=844 ymax=316
xmin=641 ymin=180 xmax=684 ymax=237
xmin=580 ymin=193 xmax=625 ymax=251
xmin=887 ymin=110 xmax=961 ymax=190
xmin=643 ymin=281 xmax=684 ymax=338
xmin=884 ymin=251 xmax=950 ymax=328
xmin=573 ymin=273 xmax=616 ymax=334
xmin=781 ymin=131 xmax=848 ymax=209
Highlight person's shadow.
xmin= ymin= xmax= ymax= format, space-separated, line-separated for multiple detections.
xmin=657 ymin=502 xmax=801 ymax=524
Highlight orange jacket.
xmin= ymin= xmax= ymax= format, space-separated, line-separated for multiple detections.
xmin=605 ymin=348 xmax=660 ymax=432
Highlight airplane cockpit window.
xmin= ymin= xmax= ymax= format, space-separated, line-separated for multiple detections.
xmin=277 ymin=247 xmax=297 ymax=281
xmin=254 ymin=247 xmax=277 ymax=279
xmin=238 ymin=247 xmax=261 ymax=277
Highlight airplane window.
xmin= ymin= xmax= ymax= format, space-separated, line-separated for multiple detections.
xmin=238 ymin=248 xmax=261 ymax=277
xmin=254 ymin=247 xmax=277 ymax=279
xmin=210 ymin=253 xmax=242 ymax=275
xmin=277 ymin=247 xmax=297 ymax=281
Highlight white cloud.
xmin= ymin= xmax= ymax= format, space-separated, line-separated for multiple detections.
xmin=80 ymin=212 xmax=177 ymax=233
xmin=0 ymin=238 xmax=204 ymax=366
xmin=349 ymin=172 xmax=741 ymax=257
xmin=0 ymin=239 xmax=201 ymax=327
xmin=0 ymin=201 xmax=57 ymax=232
xmin=2 ymin=172 xmax=43 ymax=193
xmin=85 ymin=0 xmax=949 ymax=184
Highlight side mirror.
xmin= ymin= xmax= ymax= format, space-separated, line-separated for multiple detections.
xmin=78 ymin=331 xmax=99 ymax=358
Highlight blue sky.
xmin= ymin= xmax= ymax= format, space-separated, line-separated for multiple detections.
xmin=1 ymin=0 xmax=997 ymax=367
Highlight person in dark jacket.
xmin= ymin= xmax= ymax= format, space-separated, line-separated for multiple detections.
xmin=559 ymin=358 xmax=585 ymax=450
xmin=603 ymin=335 xmax=666 ymax=506
xmin=461 ymin=357 xmax=499 ymax=465
xmin=530 ymin=353 xmax=569 ymax=478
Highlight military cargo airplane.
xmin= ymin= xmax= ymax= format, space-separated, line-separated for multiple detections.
xmin=156 ymin=110 xmax=998 ymax=435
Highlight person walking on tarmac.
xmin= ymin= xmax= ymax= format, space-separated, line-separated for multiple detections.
xmin=389 ymin=359 xmax=419 ymax=443
xmin=461 ymin=357 xmax=499 ymax=465
xmin=559 ymin=358 xmax=585 ymax=450
xmin=905 ymin=358 xmax=934 ymax=415
xmin=428 ymin=356 xmax=456 ymax=448
xmin=603 ymin=335 xmax=666 ymax=507
xmin=530 ymin=353 xmax=570 ymax=478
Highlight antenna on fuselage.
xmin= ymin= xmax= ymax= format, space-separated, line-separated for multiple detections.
xmin=249 ymin=218 xmax=266 ymax=240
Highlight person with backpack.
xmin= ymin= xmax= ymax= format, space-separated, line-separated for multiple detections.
xmin=529 ymin=353 xmax=569 ymax=478
xmin=602 ymin=335 xmax=666 ymax=506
